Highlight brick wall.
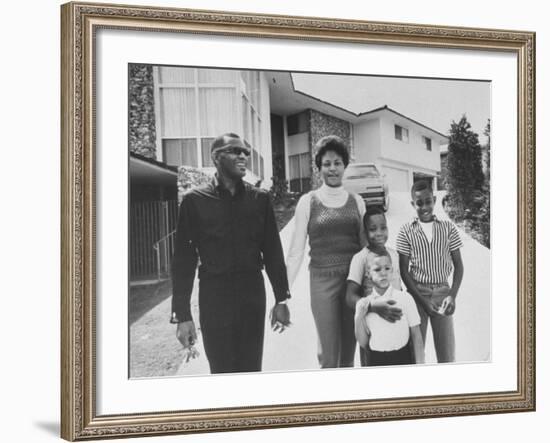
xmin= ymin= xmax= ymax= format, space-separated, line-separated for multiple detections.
xmin=309 ymin=109 xmax=352 ymax=189
xmin=129 ymin=64 xmax=157 ymax=158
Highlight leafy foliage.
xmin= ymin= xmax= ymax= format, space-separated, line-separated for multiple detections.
xmin=446 ymin=115 xmax=484 ymax=210
xmin=444 ymin=116 xmax=490 ymax=247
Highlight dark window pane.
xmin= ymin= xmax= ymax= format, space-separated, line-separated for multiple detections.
xmin=162 ymin=139 xmax=197 ymax=167
xmin=201 ymin=138 xmax=215 ymax=167
xmin=394 ymin=125 xmax=402 ymax=140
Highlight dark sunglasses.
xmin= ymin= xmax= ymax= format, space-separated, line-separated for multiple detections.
xmin=218 ymin=147 xmax=251 ymax=157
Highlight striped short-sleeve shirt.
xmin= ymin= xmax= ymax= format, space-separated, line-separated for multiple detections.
xmin=396 ymin=216 xmax=463 ymax=284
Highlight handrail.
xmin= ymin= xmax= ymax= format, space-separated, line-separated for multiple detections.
xmin=153 ymin=230 xmax=177 ymax=281
xmin=153 ymin=230 xmax=176 ymax=248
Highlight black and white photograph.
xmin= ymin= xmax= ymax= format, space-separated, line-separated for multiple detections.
xmin=128 ymin=65 xmax=491 ymax=378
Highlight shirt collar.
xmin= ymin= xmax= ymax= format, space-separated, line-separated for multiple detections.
xmin=371 ymin=285 xmax=393 ymax=299
xmin=212 ymin=174 xmax=245 ymax=196
xmin=412 ymin=214 xmax=440 ymax=225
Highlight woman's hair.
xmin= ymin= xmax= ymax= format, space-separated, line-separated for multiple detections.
xmin=314 ymin=135 xmax=350 ymax=169
xmin=362 ymin=206 xmax=386 ymax=230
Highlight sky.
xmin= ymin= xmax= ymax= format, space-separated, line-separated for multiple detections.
xmin=291 ymin=72 xmax=491 ymax=145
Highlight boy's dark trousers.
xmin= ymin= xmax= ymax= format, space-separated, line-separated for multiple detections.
xmin=366 ymin=345 xmax=412 ymax=366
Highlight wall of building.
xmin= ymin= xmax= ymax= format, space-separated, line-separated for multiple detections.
xmin=309 ymin=109 xmax=352 ymax=189
xmin=353 ymin=119 xmax=381 ymax=163
xmin=259 ymin=72 xmax=274 ymax=187
xmin=129 ymin=64 xmax=157 ymax=158
xmin=379 ymin=114 xmax=441 ymax=173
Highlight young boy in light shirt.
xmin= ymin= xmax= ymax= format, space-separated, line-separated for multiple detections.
xmin=354 ymin=249 xmax=425 ymax=366
xmin=396 ymin=180 xmax=464 ymax=363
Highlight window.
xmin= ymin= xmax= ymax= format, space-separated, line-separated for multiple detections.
xmin=260 ymin=155 xmax=265 ymax=179
xmin=423 ymin=136 xmax=432 ymax=151
xmin=241 ymin=73 xmax=263 ymax=178
xmin=163 ymin=139 xmax=198 ymax=167
xmin=394 ymin=124 xmax=409 ymax=143
xmin=200 ymin=137 xmax=215 ymax=167
xmin=289 ymin=152 xmax=312 ymax=193
xmin=287 ymin=111 xmax=309 ymax=136
xmin=156 ymin=67 xmax=265 ymax=176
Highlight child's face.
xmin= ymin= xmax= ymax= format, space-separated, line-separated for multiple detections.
xmin=365 ymin=214 xmax=388 ymax=249
xmin=411 ymin=188 xmax=436 ymax=222
xmin=368 ymin=255 xmax=392 ymax=290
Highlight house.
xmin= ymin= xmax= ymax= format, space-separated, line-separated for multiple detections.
xmin=128 ymin=64 xmax=274 ymax=283
xmin=145 ymin=65 xmax=273 ymax=192
xmin=268 ymin=72 xmax=448 ymax=193
xmin=128 ymin=66 xmax=448 ymax=282
xmin=131 ymin=66 xmax=448 ymax=195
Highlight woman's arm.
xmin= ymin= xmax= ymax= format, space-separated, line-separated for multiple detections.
xmin=353 ymin=194 xmax=367 ymax=248
xmin=285 ymin=193 xmax=311 ymax=288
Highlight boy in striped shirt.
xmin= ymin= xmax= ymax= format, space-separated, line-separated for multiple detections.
xmin=396 ymin=180 xmax=464 ymax=363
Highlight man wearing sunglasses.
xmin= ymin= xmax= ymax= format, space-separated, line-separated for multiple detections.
xmin=171 ymin=133 xmax=291 ymax=374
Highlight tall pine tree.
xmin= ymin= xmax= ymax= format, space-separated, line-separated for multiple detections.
xmin=483 ymin=119 xmax=491 ymax=184
xmin=446 ymin=115 xmax=484 ymax=212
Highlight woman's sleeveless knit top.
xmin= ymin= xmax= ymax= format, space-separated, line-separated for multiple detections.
xmin=307 ymin=192 xmax=361 ymax=269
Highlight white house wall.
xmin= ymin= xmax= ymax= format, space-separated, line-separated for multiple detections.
xmin=379 ymin=116 xmax=441 ymax=173
xmin=353 ymin=119 xmax=380 ymax=163
xmin=260 ymin=72 xmax=273 ymax=188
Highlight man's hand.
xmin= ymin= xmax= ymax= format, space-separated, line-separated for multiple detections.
xmin=176 ymin=320 xmax=197 ymax=348
xmin=370 ymin=298 xmax=403 ymax=322
xmin=270 ymin=303 xmax=291 ymax=333
xmin=419 ymin=298 xmax=440 ymax=317
xmin=439 ymin=295 xmax=456 ymax=316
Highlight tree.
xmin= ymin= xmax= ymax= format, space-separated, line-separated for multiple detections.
xmin=444 ymin=115 xmax=490 ymax=248
xmin=446 ymin=115 xmax=484 ymax=212
xmin=483 ymin=119 xmax=491 ymax=184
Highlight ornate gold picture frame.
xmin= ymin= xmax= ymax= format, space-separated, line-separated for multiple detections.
xmin=61 ymin=1 xmax=535 ymax=440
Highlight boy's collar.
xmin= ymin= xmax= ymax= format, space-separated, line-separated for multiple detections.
xmin=412 ymin=214 xmax=440 ymax=224
xmin=372 ymin=285 xmax=393 ymax=299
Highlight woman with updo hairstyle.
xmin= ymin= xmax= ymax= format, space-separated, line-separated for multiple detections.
xmin=286 ymin=135 xmax=365 ymax=368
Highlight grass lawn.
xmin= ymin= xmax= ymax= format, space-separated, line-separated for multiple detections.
xmin=129 ymin=280 xmax=200 ymax=378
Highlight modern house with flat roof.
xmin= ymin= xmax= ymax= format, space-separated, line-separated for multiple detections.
xmin=128 ymin=66 xmax=448 ymax=282
xmin=268 ymin=71 xmax=448 ymax=193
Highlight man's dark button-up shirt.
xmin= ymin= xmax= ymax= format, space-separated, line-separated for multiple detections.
xmin=171 ymin=177 xmax=290 ymax=322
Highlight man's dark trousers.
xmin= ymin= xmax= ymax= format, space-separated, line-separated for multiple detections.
xmin=199 ymin=271 xmax=266 ymax=374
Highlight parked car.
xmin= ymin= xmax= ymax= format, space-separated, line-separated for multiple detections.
xmin=343 ymin=163 xmax=389 ymax=211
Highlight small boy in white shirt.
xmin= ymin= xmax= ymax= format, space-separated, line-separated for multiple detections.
xmin=355 ymin=249 xmax=425 ymax=366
